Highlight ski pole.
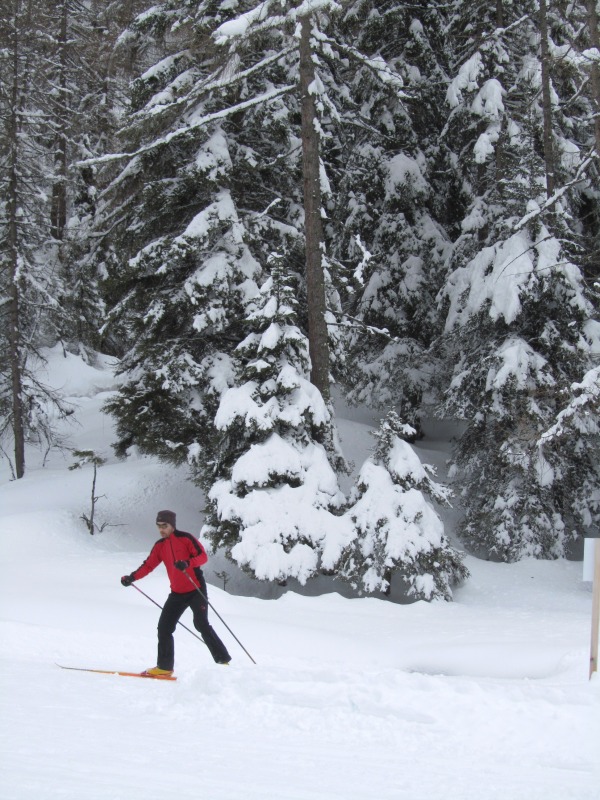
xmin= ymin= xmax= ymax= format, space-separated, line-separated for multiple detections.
xmin=182 ymin=570 xmax=257 ymax=664
xmin=132 ymin=583 xmax=208 ymax=648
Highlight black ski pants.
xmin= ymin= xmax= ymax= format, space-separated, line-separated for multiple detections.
xmin=157 ymin=576 xmax=231 ymax=669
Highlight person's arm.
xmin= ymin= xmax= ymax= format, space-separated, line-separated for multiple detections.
xmin=128 ymin=542 xmax=163 ymax=582
xmin=188 ymin=539 xmax=208 ymax=570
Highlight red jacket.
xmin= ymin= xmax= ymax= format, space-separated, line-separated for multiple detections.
xmin=132 ymin=530 xmax=208 ymax=593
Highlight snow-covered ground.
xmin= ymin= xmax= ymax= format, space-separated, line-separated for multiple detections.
xmin=1 ymin=348 xmax=598 ymax=800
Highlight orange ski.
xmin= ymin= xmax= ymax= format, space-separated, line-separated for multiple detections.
xmin=56 ymin=664 xmax=177 ymax=680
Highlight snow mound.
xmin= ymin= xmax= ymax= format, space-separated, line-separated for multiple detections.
xmin=36 ymin=344 xmax=120 ymax=398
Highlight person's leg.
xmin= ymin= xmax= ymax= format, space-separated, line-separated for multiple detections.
xmin=190 ymin=577 xmax=231 ymax=664
xmin=156 ymin=593 xmax=187 ymax=670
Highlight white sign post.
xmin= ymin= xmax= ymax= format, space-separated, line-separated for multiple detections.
xmin=586 ymin=538 xmax=600 ymax=678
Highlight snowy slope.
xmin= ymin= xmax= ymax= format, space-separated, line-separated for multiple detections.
xmin=0 ymin=348 xmax=598 ymax=800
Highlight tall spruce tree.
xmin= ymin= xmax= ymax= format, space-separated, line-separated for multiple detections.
xmin=99 ymin=1 xmax=308 ymax=472
xmin=103 ymin=0 xmax=467 ymax=589
xmin=210 ymin=0 xmax=364 ymax=399
xmin=325 ymin=0 xmax=456 ymax=430
xmin=546 ymin=0 xmax=600 ymax=284
xmin=208 ymin=0 xmax=472 ymax=592
xmin=0 ymin=0 xmax=72 ymax=477
xmin=96 ymin=1 xmax=360 ymax=583
xmin=439 ymin=0 xmax=600 ymax=559
xmin=539 ymin=364 xmax=600 ymax=536
xmin=53 ymin=0 xmax=147 ymax=355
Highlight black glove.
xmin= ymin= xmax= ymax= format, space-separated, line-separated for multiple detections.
xmin=121 ymin=574 xmax=134 ymax=586
xmin=175 ymin=560 xmax=189 ymax=571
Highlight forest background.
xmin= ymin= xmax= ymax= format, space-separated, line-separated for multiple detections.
xmin=2 ymin=0 xmax=600 ymax=601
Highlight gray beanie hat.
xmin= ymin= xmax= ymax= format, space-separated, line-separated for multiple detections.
xmin=156 ymin=509 xmax=176 ymax=528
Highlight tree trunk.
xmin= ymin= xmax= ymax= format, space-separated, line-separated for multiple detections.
xmin=7 ymin=0 xmax=26 ymax=478
xmin=495 ymin=0 xmax=503 ymax=28
xmin=51 ymin=0 xmax=69 ymax=242
xmin=299 ymin=13 xmax=330 ymax=401
xmin=538 ymin=0 xmax=555 ymax=199
xmin=587 ymin=0 xmax=600 ymax=156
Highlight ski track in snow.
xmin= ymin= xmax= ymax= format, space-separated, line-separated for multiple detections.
xmin=1 ymin=349 xmax=599 ymax=799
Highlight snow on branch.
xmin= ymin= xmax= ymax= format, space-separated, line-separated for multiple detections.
xmin=353 ymin=235 xmax=372 ymax=285
xmin=319 ymin=34 xmax=407 ymax=95
xmin=444 ymin=222 xmax=592 ymax=330
xmin=138 ymin=51 xmax=191 ymax=83
xmin=326 ymin=308 xmax=399 ymax=342
xmin=539 ymin=366 xmax=600 ymax=443
xmin=213 ymin=0 xmax=343 ymax=45
xmin=213 ymin=1 xmax=282 ymax=43
xmin=125 ymin=47 xmax=296 ymax=124
xmin=512 ymin=153 xmax=597 ymax=232
xmin=188 ymin=46 xmax=297 ymax=103
xmin=75 ymin=86 xmax=296 ymax=168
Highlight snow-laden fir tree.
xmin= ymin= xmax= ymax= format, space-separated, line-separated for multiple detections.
xmin=337 ymin=411 xmax=468 ymax=601
xmin=211 ymin=0 xmax=439 ymax=403
xmin=439 ymin=0 xmax=600 ymax=560
xmin=326 ymin=0 xmax=456 ymax=430
xmin=540 ymin=0 xmax=600 ymax=283
xmin=99 ymin=1 xmax=286 ymax=463
xmin=54 ymin=0 xmax=148 ymax=355
xmin=0 ymin=0 xmax=74 ymax=476
xmin=203 ymin=253 xmax=349 ymax=585
xmin=102 ymin=141 xmax=264 ymax=463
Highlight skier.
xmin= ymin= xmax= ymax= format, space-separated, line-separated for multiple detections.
xmin=121 ymin=509 xmax=231 ymax=676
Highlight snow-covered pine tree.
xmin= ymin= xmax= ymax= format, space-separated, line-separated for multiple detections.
xmin=211 ymin=0 xmax=439 ymax=395
xmin=203 ymin=253 xmax=348 ymax=584
xmin=101 ymin=145 xmax=263 ymax=464
xmin=326 ymin=0 xmax=456 ymax=430
xmin=337 ymin=411 xmax=468 ymax=600
xmin=0 ymin=0 xmax=73 ymax=477
xmin=535 ymin=0 xmax=600 ymax=544
xmin=541 ymin=0 xmax=600 ymax=284
xmin=100 ymin=0 xmax=310 ymax=468
xmin=439 ymin=0 xmax=600 ymax=560
xmin=52 ymin=0 xmax=147 ymax=355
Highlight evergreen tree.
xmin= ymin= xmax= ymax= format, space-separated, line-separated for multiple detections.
xmin=53 ymin=0 xmax=147 ymax=355
xmin=0 ymin=0 xmax=148 ymax=477
xmin=210 ymin=0 xmax=361 ymax=399
xmin=545 ymin=0 xmax=600 ymax=284
xmin=439 ymin=0 xmax=600 ymax=559
xmin=203 ymin=253 xmax=347 ymax=584
xmin=337 ymin=411 xmax=468 ymax=600
xmin=102 ymin=136 xmax=264 ymax=463
xmin=99 ymin=0 xmax=385 ymax=475
xmin=101 ymin=1 xmax=467 ymax=593
xmin=325 ymin=1 xmax=456 ymax=430
xmin=100 ymin=1 xmax=299 ymax=466
xmin=0 ymin=0 xmax=71 ymax=476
